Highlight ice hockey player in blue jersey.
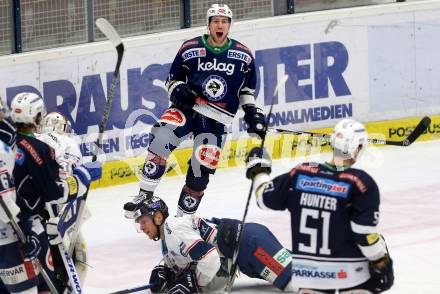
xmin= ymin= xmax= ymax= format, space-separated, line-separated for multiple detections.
xmin=137 ymin=3 xmax=267 ymax=215
xmin=123 ymin=196 xmax=294 ymax=293
xmin=245 ymin=119 xmax=394 ymax=293
xmin=0 ymin=98 xmax=43 ymax=294
xmin=9 ymin=92 xmax=102 ymax=293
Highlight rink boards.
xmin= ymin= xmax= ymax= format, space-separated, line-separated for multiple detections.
xmin=92 ymin=115 xmax=440 ymax=188
xmin=1 ymin=1 xmax=440 ymax=188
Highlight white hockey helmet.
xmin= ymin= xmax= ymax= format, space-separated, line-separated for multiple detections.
xmin=207 ymin=3 xmax=233 ymax=25
xmin=330 ymin=119 xmax=368 ymax=160
xmin=40 ymin=112 xmax=72 ymax=134
xmin=10 ymin=92 xmax=47 ymax=125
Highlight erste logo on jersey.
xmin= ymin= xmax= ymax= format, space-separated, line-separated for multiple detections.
xmin=198 ymin=58 xmax=235 ymax=76
xmin=296 ymin=175 xmax=350 ymax=198
xmin=182 ymin=48 xmax=206 ymax=61
xmin=227 ymin=49 xmax=251 ymax=65
xmin=202 ymin=75 xmax=227 ymax=102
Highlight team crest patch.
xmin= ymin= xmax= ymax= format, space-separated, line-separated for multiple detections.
xmin=202 ymin=75 xmax=227 ymax=102
xmin=182 ymin=48 xmax=206 ymax=61
xmin=195 ymin=144 xmax=221 ymax=169
xmin=159 ymin=108 xmax=186 ymax=126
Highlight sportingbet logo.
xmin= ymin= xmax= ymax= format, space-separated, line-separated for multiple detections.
xmin=198 ymin=58 xmax=235 ymax=76
xmin=296 ymin=175 xmax=350 ymax=198
xmin=182 ymin=48 xmax=206 ymax=61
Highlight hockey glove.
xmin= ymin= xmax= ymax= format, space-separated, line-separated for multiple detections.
xmin=19 ymin=219 xmax=41 ymax=260
xmin=123 ymin=189 xmax=153 ymax=219
xmin=73 ymin=161 xmax=103 ymax=188
xmin=167 ymin=269 xmax=200 ymax=294
xmin=245 ymin=147 xmax=272 ymax=180
xmin=24 ymin=232 xmax=41 ymax=261
xmin=169 ymin=82 xmax=197 ymax=111
xmin=149 ymin=265 xmax=175 ymax=293
xmin=46 ymin=217 xmax=63 ymax=246
xmin=369 ymin=254 xmax=394 ymax=292
xmin=243 ymin=104 xmax=267 ymax=139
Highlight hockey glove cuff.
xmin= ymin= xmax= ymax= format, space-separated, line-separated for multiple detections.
xmin=243 ymin=104 xmax=267 ymax=139
xmin=169 ymin=82 xmax=197 ymax=111
xmin=245 ymin=147 xmax=272 ymax=179
xmin=46 ymin=217 xmax=63 ymax=246
xmin=167 ymin=269 xmax=200 ymax=294
xmin=23 ymin=230 xmax=41 ymax=261
xmin=369 ymin=254 xmax=394 ymax=292
xmin=149 ymin=265 xmax=175 ymax=293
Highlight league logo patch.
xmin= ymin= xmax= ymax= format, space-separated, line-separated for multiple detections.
xmin=202 ymin=75 xmax=227 ymax=102
xmin=195 ymin=144 xmax=221 ymax=169
xmin=182 ymin=48 xmax=206 ymax=61
xmin=159 ymin=108 xmax=186 ymax=126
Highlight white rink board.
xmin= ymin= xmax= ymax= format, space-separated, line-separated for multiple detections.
xmin=1 ymin=1 xmax=440 ymax=161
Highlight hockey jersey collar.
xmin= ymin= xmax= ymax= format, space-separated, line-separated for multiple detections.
xmin=201 ymin=34 xmax=232 ymax=54
xmin=323 ymin=162 xmax=351 ymax=171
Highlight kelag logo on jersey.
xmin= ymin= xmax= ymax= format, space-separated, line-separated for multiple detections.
xmin=296 ymin=175 xmax=350 ymax=198
xmin=182 ymin=48 xmax=206 ymax=61
xmin=198 ymin=58 xmax=235 ymax=76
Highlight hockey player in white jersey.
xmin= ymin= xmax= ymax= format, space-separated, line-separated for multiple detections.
xmin=123 ymin=196 xmax=294 ymax=293
xmin=0 ymin=98 xmax=41 ymax=293
xmin=37 ymin=111 xmax=89 ymax=285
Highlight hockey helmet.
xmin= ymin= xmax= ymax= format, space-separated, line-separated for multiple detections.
xmin=10 ymin=92 xmax=47 ymax=125
xmin=124 ymin=195 xmax=169 ymax=222
xmin=207 ymin=3 xmax=233 ymax=25
xmin=330 ymin=119 xmax=368 ymax=161
xmin=40 ymin=112 xmax=72 ymax=134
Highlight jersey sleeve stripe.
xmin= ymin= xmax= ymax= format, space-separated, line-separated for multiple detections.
xmin=187 ymin=241 xmax=216 ymax=261
xmin=351 ymin=221 xmax=378 ymax=234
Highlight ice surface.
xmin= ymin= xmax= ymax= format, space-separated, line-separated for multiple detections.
xmin=83 ymin=140 xmax=440 ymax=293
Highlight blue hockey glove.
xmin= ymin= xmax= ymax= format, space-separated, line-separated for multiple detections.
xmin=243 ymin=105 xmax=267 ymax=139
xmin=73 ymin=161 xmax=103 ymax=187
xmin=19 ymin=219 xmax=41 ymax=260
xmin=167 ymin=269 xmax=200 ymax=294
xmin=169 ymin=83 xmax=197 ymax=110
xmin=369 ymin=254 xmax=394 ymax=292
xmin=149 ymin=265 xmax=175 ymax=293
xmin=245 ymin=147 xmax=272 ymax=180
xmin=24 ymin=233 xmax=41 ymax=261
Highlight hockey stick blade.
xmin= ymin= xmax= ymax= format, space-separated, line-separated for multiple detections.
xmin=270 ymin=116 xmax=431 ymax=147
xmin=368 ymin=116 xmax=431 ymax=146
xmin=108 ymin=283 xmax=154 ymax=294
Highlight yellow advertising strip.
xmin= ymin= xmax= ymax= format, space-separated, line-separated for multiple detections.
xmin=90 ymin=115 xmax=440 ymax=189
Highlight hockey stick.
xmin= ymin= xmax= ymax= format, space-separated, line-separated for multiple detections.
xmin=225 ymin=75 xmax=289 ymax=293
xmin=46 ymin=204 xmax=83 ymax=294
xmin=93 ymin=18 xmax=125 ymax=161
xmin=68 ymin=18 xmax=124 ymax=256
xmin=269 ymin=116 xmax=431 ymax=147
xmin=0 ymin=197 xmax=59 ymax=294
xmin=108 ymin=283 xmax=154 ymax=294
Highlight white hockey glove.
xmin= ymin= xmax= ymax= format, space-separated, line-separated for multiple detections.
xmin=46 ymin=217 xmax=63 ymax=245
xmin=245 ymin=147 xmax=272 ymax=180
